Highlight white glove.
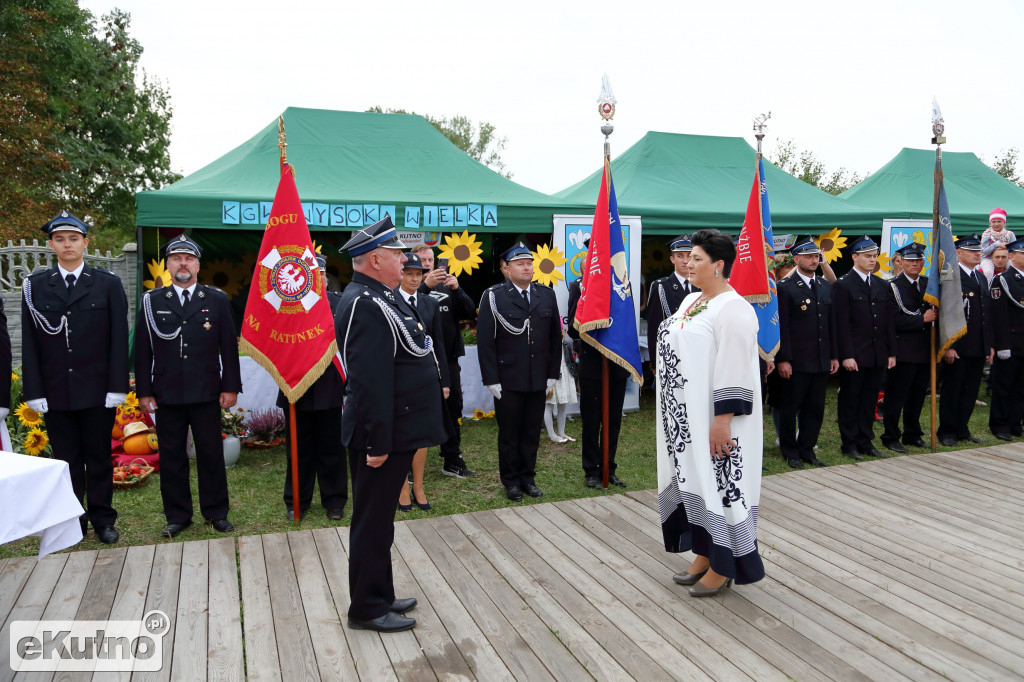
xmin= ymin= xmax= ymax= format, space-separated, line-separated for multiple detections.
xmin=487 ymin=384 xmax=503 ymax=401
xmin=105 ymin=393 xmax=127 ymax=409
xmin=0 ymin=407 xmax=8 ymax=421
xmin=27 ymin=398 xmax=48 ymax=414
xmin=546 ymin=378 xmax=557 ymax=393
xmin=997 ymin=349 xmax=1011 ymax=360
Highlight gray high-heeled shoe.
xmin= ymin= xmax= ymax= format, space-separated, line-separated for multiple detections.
xmin=689 ymin=577 xmax=733 ymax=597
xmin=672 ymin=568 xmax=708 ymax=586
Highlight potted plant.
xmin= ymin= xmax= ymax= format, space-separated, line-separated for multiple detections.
xmin=243 ymin=408 xmax=286 ymax=448
xmin=219 ymin=407 xmax=247 ymax=467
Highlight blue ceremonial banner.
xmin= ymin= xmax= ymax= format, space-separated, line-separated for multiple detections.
xmin=924 ymin=155 xmax=967 ymax=360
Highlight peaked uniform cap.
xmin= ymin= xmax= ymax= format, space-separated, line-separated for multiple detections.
xmin=402 ymin=252 xmax=429 ymax=270
xmin=956 ymin=234 xmax=982 ymax=250
xmin=894 ymin=241 xmax=926 ymax=259
xmin=850 ymin=235 xmax=879 ymax=253
xmin=791 ymin=235 xmax=821 ymax=255
xmin=162 ymin=234 xmax=202 ymax=259
xmin=669 ymin=234 xmax=693 ymax=252
xmin=341 ymin=216 xmax=406 ymax=256
xmin=500 ymin=242 xmax=532 ymax=262
xmin=41 ymin=210 xmax=89 ymax=236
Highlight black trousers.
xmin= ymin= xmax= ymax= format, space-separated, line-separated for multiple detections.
xmin=838 ymin=365 xmax=884 ymax=452
xmin=990 ymin=356 xmax=1024 ymax=436
xmin=347 ymin=447 xmax=414 ymax=621
xmin=579 ymin=371 xmax=627 ymax=477
xmin=777 ymin=371 xmax=829 ymax=463
xmin=882 ymin=361 xmax=931 ymax=445
xmin=282 ymin=406 xmax=347 ymax=512
xmin=439 ymin=360 xmax=463 ymax=464
xmin=44 ymin=406 xmax=117 ymax=528
xmin=938 ymin=356 xmax=985 ymax=441
xmin=156 ymin=401 xmax=229 ymax=524
xmin=494 ymin=389 xmax=545 ymax=489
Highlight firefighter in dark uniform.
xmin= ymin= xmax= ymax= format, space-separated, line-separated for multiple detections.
xmin=477 ymin=242 xmax=562 ymax=502
xmin=647 ymin=235 xmax=699 ymax=374
xmin=832 ymin=235 xmax=897 ymax=459
xmin=988 ymin=235 xmax=1024 ymax=440
xmin=276 ymin=254 xmax=347 ymax=521
xmin=774 ymin=236 xmax=838 ymax=468
xmin=21 ymin=211 xmax=129 ymax=544
xmin=136 ymin=235 xmax=242 ymax=538
xmin=937 ymin=234 xmax=994 ymax=446
xmin=882 ymin=242 xmax=936 ymax=452
xmin=336 ymin=217 xmax=446 ymax=634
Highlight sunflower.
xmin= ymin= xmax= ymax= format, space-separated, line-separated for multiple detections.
xmin=642 ymin=241 xmax=672 ymax=276
xmin=874 ymin=251 xmax=892 ymax=276
xmin=473 ymin=408 xmax=486 ymax=420
xmin=532 ymin=244 xmax=569 ymax=287
xmin=815 ymin=228 xmax=847 ymax=263
xmin=11 ymin=371 xmax=18 ymax=383
xmin=15 ymin=402 xmax=43 ymax=428
xmin=438 ymin=231 xmax=484 ymax=277
xmin=23 ymin=428 xmax=48 ymax=456
xmin=143 ymin=258 xmax=171 ymax=289
xmin=123 ymin=392 xmax=139 ymax=409
xmin=485 ymin=410 xmax=495 ymax=418
xmin=199 ymin=259 xmax=248 ymax=299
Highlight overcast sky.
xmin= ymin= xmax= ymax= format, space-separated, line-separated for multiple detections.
xmin=81 ymin=0 xmax=1024 ymax=194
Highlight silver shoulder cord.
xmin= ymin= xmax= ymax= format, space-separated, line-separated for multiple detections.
xmin=889 ymin=281 xmax=920 ymax=316
xmin=999 ymin=274 xmax=1024 ymax=310
xmin=143 ymin=292 xmax=182 ymax=340
xmin=23 ymin=278 xmax=70 ymax=347
xmin=487 ymin=289 xmax=529 ymax=336
xmin=373 ymin=298 xmax=433 ymax=357
xmin=658 ymin=281 xmax=671 ymax=317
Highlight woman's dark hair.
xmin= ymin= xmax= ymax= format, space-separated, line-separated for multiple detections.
xmin=691 ymin=229 xmax=737 ymax=277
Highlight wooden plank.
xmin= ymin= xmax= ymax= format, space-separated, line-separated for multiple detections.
xmin=392 ymin=522 xmax=511 ymax=681
xmin=427 ymin=515 xmax=588 ymax=681
xmin=884 ymin=455 xmax=1024 ymax=508
xmin=75 ymin=547 xmax=127 ymax=622
xmin=285 ymin=530 xmax=355 ymax=682
xmin=974 ymin=443 xmax=1024 ymax=462
xmin=133 ymin=542 xmax=182 ymax=682
xmin=206 ymin=538 xmax=243 ymax=682
xmin=312 ymin=527 xmax=396 ymax=682
xmin=451 ymin=512 xmax=636 ymax=681
xmin=0 ymin=554 xmax=68 ymax=681
xmin=93 ymin=545 xmax=157 ymax=682
xmin=935 ymin=451 xmax=1024 ymax=484
xmin=0 ymin=557 xmax=37 ymax=628
xmin=237 ymin=535 xmax=280 ymax=682
xmin=894 ymin=455 xmax=1024 ymax=494
xmin=169 ymin=541 xmax=208 ymax=682
xmin=406 ymin=518 xmax=556 ymax=682
xmin=260 ymin=533 xmax=318 ymax=681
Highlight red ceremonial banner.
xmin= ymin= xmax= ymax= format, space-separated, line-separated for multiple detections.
xmin=730 ymin=165 xmax=771 ymax=303
xmin=573 ymin=159 xmax=612 ymax=332
xmin=240 ymin=165 xmax=338 ymax=402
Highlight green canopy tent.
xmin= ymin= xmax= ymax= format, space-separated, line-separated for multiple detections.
xmin=838 ymin=148 xmax=1024 ymax=233
xmin=554 ymin=132 xmax=888 ymax=234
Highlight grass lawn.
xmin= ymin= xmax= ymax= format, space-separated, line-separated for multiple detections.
xmin=1 ymin=376 xmax=1008 ymax=559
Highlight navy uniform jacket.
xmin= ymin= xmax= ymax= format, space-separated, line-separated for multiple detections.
xmin=337 ymin=272 xmax=446 ymax=456
xmin=953 ymin=266 xmax=993 ymax=358
xmin=989 ymin=266 xmax=1024 ymax=354
xmin=887 ymin=273 xmax=933 ymax=364
xmin=0 ymin=299 xmax=10 ymax=409
xmin=832 ymin=270 xmax=897 ymax=367
xmin=776 ymin=273 xmax=836 ymax=373
xmin=276 ymin=291 xmax=345 ymax=412
xmin=396 ymin=287 xmax=450 ymax=389
xmin=477 ymin=280 xmax=561 ymax=392
xmin=419 ymin=281 xmax=476 ymax=361
xmin=646 ymin=274 xmax=696 ymax=368
xmin=566 ymin=280 xmax=630 ymax=379
xmin=22 ymin=264 xmax=129 ymax=410
xmin=134 ymin=284 xmax=242 ymax=404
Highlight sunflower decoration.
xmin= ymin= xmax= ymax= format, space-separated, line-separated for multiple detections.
xmin=15 ymin=402 xmax=43 ymax=428
xmin=642 ymin=240 xmax=672 ymax=276
xmin=122 ymin=392 xmax=139 ymax=410
xmin=437 ymin=231 xmax=484 ymax=277
xmin=874 ymin=251 xmax=892 ymax=277
xmin=815 ymin=228 xmax=847 ymax=263
xmin=143 ymin=258 xmax=171 ymax=289
xmin=473 ymin=408 xmax=487 ymax=420
xmin=532 ymin=244 xmax=569 ymax=287
xmin=199 ymin=259 xmax=249 ymax=299
xmin=23 ymin=428 xmax=49 ymax=456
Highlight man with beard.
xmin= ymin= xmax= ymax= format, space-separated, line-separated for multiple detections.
xmin=987 ymin=236 xmax=1024 ymax=440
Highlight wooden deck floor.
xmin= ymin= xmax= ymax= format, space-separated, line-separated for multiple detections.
xmin=2 ymin=445 xmax=1024 ymax=681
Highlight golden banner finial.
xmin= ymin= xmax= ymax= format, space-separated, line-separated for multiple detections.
xmin=278 ymin=115 xmax=288 ymax=167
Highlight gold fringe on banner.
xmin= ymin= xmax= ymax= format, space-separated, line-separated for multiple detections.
xmin=238 ymin=338 xmax=339 ymax=404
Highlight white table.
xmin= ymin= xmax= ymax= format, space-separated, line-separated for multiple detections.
xmin=0 ymin=451 xmax=85 ymax=559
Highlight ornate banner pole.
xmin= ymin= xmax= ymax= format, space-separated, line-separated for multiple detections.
xmin=929 ymin=100 xmax=946 ymax=451
xmin=596 ymin=75 xmax=616 ymax=489
xmin=278 ymin=115 xmax=301 ymax=524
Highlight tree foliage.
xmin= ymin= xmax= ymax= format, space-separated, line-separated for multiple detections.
xmin=366 ymin=106 xmax=512 ymax=178
xmin=0 ymin=1 xmax=179 ymax=250
xmin=768 ymin=139 xmax=863 ymax=195
xmin=985 ymin=147 xmax=1024 ymax=188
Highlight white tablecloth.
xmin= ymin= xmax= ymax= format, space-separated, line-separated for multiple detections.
xmin=237 ymin=356 xmax=283 ymax=416
xmin=0 ymin=451 xmax=85 ymax=559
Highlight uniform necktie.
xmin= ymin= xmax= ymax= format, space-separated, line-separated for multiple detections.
xmin=65 ymin=273 xmax=76 ymax=293
xmin=916 ymin=279 xmax=921 ymax=294
xmin=408 ymin=295 xmax=416 ymax=308
xmin=182 ymin=289 xmax=190 ymax=307
xmin=521 ymin=289 xmax=529 ymax=305
xmin=809 ymin=278 xmax=817 ymax=294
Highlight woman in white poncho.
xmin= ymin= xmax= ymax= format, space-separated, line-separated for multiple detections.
xmin=656 ymin=229 xmax=765 ymax=597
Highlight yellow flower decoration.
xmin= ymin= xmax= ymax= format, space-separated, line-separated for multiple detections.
xmin=532 ymin=244 xmax=569 ymax=287
xmin=814 ymin=228 xmax=847 ymax=263
xmin=457 ymin=417 xmax=462 ymax=426
xmin=199 ymin=259 xmax=248 ymax=299
xmin=23 ymin=428 xmax=48 ymax=456
xmin=143 ymin=258 xmax=171 ymax=289
xmin=485 ymin=410 xmax=495 ymax=418
xmin=123 ymin=392 xmax=139 ymax=409
xmin=11 ymin=372 xmax=18 ymax=383
xmin=642 ymin=241 xmax=672 ymax=276
xmin=437 ymin=231 xmax=484 ymax=277
xmin=473 ymin=408 xmax=486 ymax=420
xmin=15 ymin=403 xmax=43 ymax=428
xmin=874 ymin=251 xmax=892 ymax=276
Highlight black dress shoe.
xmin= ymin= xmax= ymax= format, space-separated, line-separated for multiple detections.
xmin=964 ymin=435 xmax=984 ymax=444
xmin=608 ymin=474 xmax=627 ymax=487
xmin=348 ymin=611 xmax=416 ymax=633
xmin=523 ymin=483 xmax=543 ymax=498
xmin=864 ymin=447 xmax=890 ymax=458
xmin=327 ymin=507 xmax=345 ymax=520
xmin=993 ymin=433 xmax=1012 ymax=442
xmin=842 ymin=450 xmax=864 ymax=461
xmin=808 ymin=459 xmax=828 ymax=467
xmin=506 ymin=486 xmax=523 ymax=502
xmin=904 ymin=438 xmax=928 ymax=448
xmin=884 ymin=442 xmax=908 ymax=454
xmin=1012 ymin=429 xmax=1024 ymax=437
xmin=95 ymin=526 xmax=119 ymax=544
xmin=585 ymin=475 xmax=600 ymax=489
xmin=939 ymin=437 xmax=956 ymax=447
xmin=391 ymin=598 xmax=417 ymax=614
xmin=787 ymin=459 xmax=804 ymax=469
xmin=210 ymin=519 xmax=234 ymax=533
xmin=162 ymin=521 xmax=191 ymax=538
